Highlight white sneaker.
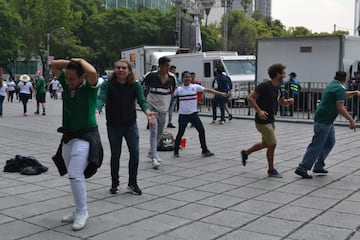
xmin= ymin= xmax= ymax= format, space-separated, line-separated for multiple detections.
xmin=148 ymin=153 xmax=161 ymax=162
xmin=152 ymin=158 xmax=160 ymax=169
xmin=219 ymin=121 xmax=225 ymax=125
xmin=61 ymin=212 xmax=75 ymax=223
xmin=211 ymin=120 xmax=216 ymax=123
xmin=72 ymin=211 xmax=89 ymax=231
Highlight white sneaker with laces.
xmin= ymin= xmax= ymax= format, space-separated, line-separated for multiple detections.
xmin=148 ymin=153 xmax=162 ymax=162
xmin=152 ymin=158 xmax=160 ymax=169
xmin=72 ymin=211 xmax=89 ymax=231
xmin=61 ymin=212 xmax=75 ymax=223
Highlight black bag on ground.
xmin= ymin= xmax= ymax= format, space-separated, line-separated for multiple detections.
xmin=4 ymin=155 xmax=48 ymax=175
xmin=157 ymin=132 xmax=175 ymax=151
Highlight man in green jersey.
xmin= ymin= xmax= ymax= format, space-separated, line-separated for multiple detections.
xmin=34 ymin=76 xmax=47 ymax=115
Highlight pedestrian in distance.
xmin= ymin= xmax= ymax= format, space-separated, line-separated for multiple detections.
xmin=285 ymin=72 xmax=301 ymax=116
xmin=0 ymin=77 xmax=7 ymax=117
xmin=97 ymin=59 xmax=157 ymax=195
xmin=51 ymin=58 xmax=103 ymax=231
xmin=6 ymin=76 xmax=16 ymax=103
xmin=173 ymin=71 xmax=228 ymax=158
xmin=34 ymin=76 xmax=47 ymax=115
xmin=212 ymin=65 xmax=232 ymax=124
xmin=295 ymin=71 xmax=359 ymax=179
xmin=241 ymin=64 xmax=294 ymax=178
xmin=17 ymin=74 xmax=35 ymax=117
xmin=142 ymin=56 xmax=176 ymax=169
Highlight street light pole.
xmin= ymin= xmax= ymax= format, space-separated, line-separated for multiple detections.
xmin=46 ymin=27 xmax=65 ymax=79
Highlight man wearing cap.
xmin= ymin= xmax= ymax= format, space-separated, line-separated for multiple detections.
xmin=285 ymin=72 xmax=301 ymax=116
xmin=17 ymin=74 xmax=35 ymax=116
xmin=295 ymin=71 xmax=360 ymax=178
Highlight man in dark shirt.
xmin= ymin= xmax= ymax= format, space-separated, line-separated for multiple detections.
xmin=240 ymin=64 xmax=294 ymax=178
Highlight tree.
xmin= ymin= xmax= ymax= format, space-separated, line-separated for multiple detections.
xmin=288 ymin=26 xmax=313 ymax=37
xmin=0 ymin=1 xmax=23 ymax=76
xmin=201 ymin=23 xmax=222 ymax=51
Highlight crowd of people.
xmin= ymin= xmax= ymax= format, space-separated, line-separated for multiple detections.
xmin=1 ymin=56 xmax=358 ymax=232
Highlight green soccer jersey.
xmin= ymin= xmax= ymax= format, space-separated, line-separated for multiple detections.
xmin=58 ymin=71 xmax=98 ymax=132
xmin=35 ymin=77 xmax=46 ymax=94
xmin=315 ymin=80 xmax=346 ymax=124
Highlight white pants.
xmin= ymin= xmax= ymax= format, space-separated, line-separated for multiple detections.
xmin=62 ymin=139 xmax=89 ymax=214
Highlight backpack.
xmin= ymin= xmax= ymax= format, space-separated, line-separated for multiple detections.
xmin=157 ymin=132 xmax=175 ymax=151
xmin=4 ymin=155 xmax=48 ymax=175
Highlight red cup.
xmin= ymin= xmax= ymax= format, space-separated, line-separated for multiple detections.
xmin=180 ymin=137 xmax=187 ymax=149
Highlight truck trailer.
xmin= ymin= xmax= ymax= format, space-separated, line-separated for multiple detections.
xmin=121 ymin=45 xmax=179 ymax=80
xmin=256 ymin=35 xmax=360 ymax=84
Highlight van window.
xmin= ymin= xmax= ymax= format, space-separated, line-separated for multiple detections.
xmin=204 ymin=62 xmax=211 ymax=77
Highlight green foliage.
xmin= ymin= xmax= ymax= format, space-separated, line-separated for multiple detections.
xmin=201 ymin=24 xmax=222 ymax=51
xmin=0 ymin=0 xmax=23 ymax=67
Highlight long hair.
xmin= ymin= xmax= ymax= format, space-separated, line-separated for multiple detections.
xmin=0 ymin=77 xmax=3 ymax=88
xmin=110 ymin=59 xmax=135 ymax=86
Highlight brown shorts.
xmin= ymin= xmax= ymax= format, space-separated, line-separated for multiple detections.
xmin=255 ymin=123 xmax=277 ymax=145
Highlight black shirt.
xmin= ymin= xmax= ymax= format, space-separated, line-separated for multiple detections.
xmin=255 ymin=81 xmax=282 ymax=124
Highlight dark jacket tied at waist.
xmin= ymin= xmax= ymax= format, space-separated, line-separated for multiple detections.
xmin=52 ymin=126 xmax=103 ymax=179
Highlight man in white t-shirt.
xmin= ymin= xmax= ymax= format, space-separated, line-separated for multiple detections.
xmin=50 ymin=78 xmax=60 ymax=99
xmin=173 ymin=71 xmax=227 ymax=157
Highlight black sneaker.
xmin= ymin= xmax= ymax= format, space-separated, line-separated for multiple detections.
xmin=167 ymin=123 xmax=176 ymax=128
xmin=34 ymin=111 xmax=39 ymax=115
xmin=295 ymin=169 xmax=313 ymax=179
xmin=42 ymin=112 xmax=46 ymax=116
xmin=202 ymin=150 xmax=214 ymax=157
xmin=241 ymin=150 xmax=248 ymax=166
xmin=313 ymin=168 xmax=328 ymax=174
xmin=174 ymin=151 xmax=179 ymax=157
xmin=109 ymin=186 xmax=119 ymax=194
xmin=127 ymin=183 xmax=142 ymax=195
xmin=228 ymin=113 xmax=233 ymax=121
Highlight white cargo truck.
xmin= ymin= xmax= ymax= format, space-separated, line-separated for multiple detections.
xmin=121 ymin=45 xmax=179 ymax=80
xmin=167 ymin=51 xmax=256 ymax=99
xmin=256 ymin=35 xmax=360 ymax=84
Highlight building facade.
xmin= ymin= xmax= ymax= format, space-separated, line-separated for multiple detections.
xmin=105 ymin=0 xmax=173 ymax=11
xmin=255 ymin=0 xmax=271 ymax=17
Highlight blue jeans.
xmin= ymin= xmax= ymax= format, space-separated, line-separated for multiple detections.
xmin=107 ymin=123 xmax=139 ymax=186
xmin=168 ymin=96 xmax=177 ymax=124
xmin=297 ymin=122 xmax=335 ymax=172
xmin=0 ymin=95 xmax=4 ymax=116
xmin=212 ymin=95 xmax=226 ymax=121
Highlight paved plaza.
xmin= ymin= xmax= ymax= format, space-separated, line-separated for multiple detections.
xmin=1 ymin=95 xmax=360 ymax=240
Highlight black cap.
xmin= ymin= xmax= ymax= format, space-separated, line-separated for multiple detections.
xmin=334 ymin=71 xmax=346 ymax=81
xmin=289 ymin=72 xmax=297 ymax=77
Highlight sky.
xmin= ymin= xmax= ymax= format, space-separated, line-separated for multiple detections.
xmin=272 ymin=0 xmax=355 ymax=34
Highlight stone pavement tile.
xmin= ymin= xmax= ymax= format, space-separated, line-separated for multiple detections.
xmin=245 ymin=179 xmax=288 ymax=191
xmin=166 ymin=221 xmax=231 ymax=240
xmin=0 ymin=183 xmax=46 ymax=195
xmin=326 ymin=176 xmax=360 ymax=191
xmin=20 ymin=230 xmax=80 ymax=240
xmin=351 ymin=231 xmax=360 ymax=240
xmin=346 ymin=191 xmax=360 ymax=203
xmin=230 ymin=199 xmax=283 ymax=215
xmin=145 ymin=174 xmax=185 ymax=184
xmin=276 ymin=183 xmax=318 ymax=195
xmin=0 ymin=177 xmax=31 ymax=189
xmin=312 ymin=211 xmax=360 ymax=230
xmin=198 ymin=194 xmax=246 ymax=209
xmin=201 ymin=209 xmax=258 ymax=228
xmin=242 ymin=216 xmax=303 ymax=237
xmin=0 ymin=220 xmax=45 ymax=240
xmin=169 ymin=168 xmax=208 ymax=178
xmin=34 ymin=178 xmax=69 ymax=188
xmin=288 ymin=224 xmax=353 ymax=240
xmin=255 ymin=191 xmax=301 ymax=204
xmin=166 ymin=203 xmax=220 ymax=220
xmin=219 ymin=175 xmax=259 ymax=186
xmin=290 ymin=196 xmax=339 ymax=210
xmin=268 ymin=205 xmax=323 ymax=222
xmin=105 ymin=192 xmax=158 ymax=206
xmin=217 ymin=229 xmax=281 ymax=240
xmin=56 ymin=207 xmax=156 ymax=238
xmin=0 ymin=214 xmax=15 ymax=225
xmin=195 ymin=182 xmax=239 ymax=194
xmin=167 ymin=178 xmax=211 ymax=188
xmin=1 ymin=196 xmax=73 ymax=219
xmin=167 ymin=189 xmax=215 ymax=202
xmin=193 ymin=172 xmax=233 ymax=182
xmin=143 ymin=184 xmax=186 ymax=197
xmin=224 ymin=186 xmax=265 ymax=199
xmin=331 ymin=200 xmax=360 ymax=215
xmin=308 ymin=187 xmax=353 ymax=200
xmin=194 ymin=162 xmax=237 ymax=172
xmin=135 ymin=197 xmax=187 ymax=213
xmin=150 ymin=235 xmax=186 ymax=240
xmin=16 ymin=188 xmax=68 ymax=202
xmin=89 ymin=225 xmax=154 ymax=240
xmin=24 ymin=208 xmax=78 ymax=229
xmin=0 ymin=195 xmax=32 ymax=210
xmin=295 ymin=173 xmax=346 ymax=187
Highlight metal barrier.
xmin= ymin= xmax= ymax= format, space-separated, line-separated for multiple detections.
xmin=198 ymin=81 xmax=356 ymax=124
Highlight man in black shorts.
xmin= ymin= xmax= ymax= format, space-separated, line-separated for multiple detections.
xmin=34 ymin=76 xmax=46 ymax=115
